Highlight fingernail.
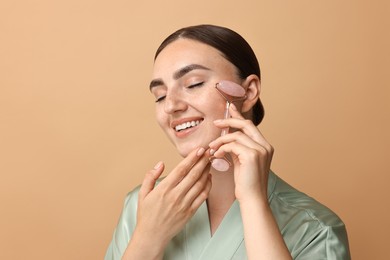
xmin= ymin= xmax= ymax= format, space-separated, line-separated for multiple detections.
xmin=154 ymin=161 xmax=162 ymax=170
xmin=197 ymin=147 xmax=205 ymax=156
xmin=231 ymin=103 xmax=237 ymax=111
xmin=214 ymin=119 xmax=222 ymax=124
xmin=209 ymin=149 xmax=215 ymax=155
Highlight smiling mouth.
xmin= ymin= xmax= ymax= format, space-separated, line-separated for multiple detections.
xmin=174 ymin=119 xmax=203 ymax=132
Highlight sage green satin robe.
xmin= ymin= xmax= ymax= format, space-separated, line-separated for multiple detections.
xmin=105 ymin=171 xmax=350 ymax=259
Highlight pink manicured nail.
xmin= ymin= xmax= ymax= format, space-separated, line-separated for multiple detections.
xmin=154 ymin=161 xmax=162 ymax=170
xmin=209 ymin=149 xmax=215 ymax=155
xmin=197 ymin=147 xmax=206 ymax=156
xmin=230 ymin=103 xmax=237 ymax=111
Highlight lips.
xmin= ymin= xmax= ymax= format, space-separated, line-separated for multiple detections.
xmin=171 ymin=117 xmax=204 ymax=132
xmin=175 ymin=120 xmax=203 ymax=131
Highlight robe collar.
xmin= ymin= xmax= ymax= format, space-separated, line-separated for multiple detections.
xmin=184 ymin=171 xmax=277 ymax=259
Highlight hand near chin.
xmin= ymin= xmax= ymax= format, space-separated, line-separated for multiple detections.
xmin=209 ymin=104 xmax=274 ymax=204
xmin=124 ymin=147 xmax=212 ymax=259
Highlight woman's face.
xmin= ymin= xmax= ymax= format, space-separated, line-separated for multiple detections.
xmin=150 ymin=39 xmax=242 ymax=157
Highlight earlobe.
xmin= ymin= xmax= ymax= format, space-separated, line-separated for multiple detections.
xmin=241 ymin=75 xmax=261 ymax=113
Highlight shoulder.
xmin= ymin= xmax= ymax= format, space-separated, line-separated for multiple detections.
xmin=268 ymin=171 xmax=351 ymax=259
xmin=123 ymin=185 xmax=141 ymax=208
xmin=115 ymin=185 xmax=142 ymax=230
xmin=105 ymin=179 xmax=165 ymax=260
xmin=269 ymin=172 xmax=344 ymax=228
xmin=104 ymin=185 xmax=142 ymax=260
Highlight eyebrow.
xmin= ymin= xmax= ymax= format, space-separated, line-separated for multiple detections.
xmin=149 ymin=64 xmax=211 ymax=91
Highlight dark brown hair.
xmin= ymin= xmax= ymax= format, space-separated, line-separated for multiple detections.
xmin=154 ymin=24 xmax=264 ymax=125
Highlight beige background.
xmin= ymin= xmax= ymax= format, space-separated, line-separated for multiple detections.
xmin=1 ymin=0 xmax=389 ymax=259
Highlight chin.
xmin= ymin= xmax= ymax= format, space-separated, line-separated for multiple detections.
xmin=170 ymin=129 xmax=221 ymax=158
xmin=176 ymin=144 xmax=198 ymax=158
xmin=175 ymin=138 xmax=216 ymax=158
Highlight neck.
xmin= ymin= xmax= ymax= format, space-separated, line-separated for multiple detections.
xmin=208 ymin=167 xmax=236 ymax=208
xmin=207 ymin=167 xmax=236 ymax=235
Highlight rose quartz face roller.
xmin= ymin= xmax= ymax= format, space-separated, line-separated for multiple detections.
xmin=211 ymin=80 xmax=246 ymax=172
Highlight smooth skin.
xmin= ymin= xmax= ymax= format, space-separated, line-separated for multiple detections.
xmin=122 ymin=39 xmax=291 ymax=259
xmin=122 ymin=147 xmax=212 ymax=260
xmin=210 ymin=104 xmax=292 ymax=259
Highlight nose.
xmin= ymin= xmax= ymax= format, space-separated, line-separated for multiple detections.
xmin=164 ymin=90 xmax=188 ymax=114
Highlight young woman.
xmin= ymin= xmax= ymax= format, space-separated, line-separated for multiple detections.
xmin=105 ymin=24 xmax=350 ymax=259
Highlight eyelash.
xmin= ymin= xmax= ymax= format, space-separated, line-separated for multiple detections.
xmin=154 ymin=82 xmax=205 ymax=103
xmin=155 ymin=96 xmax=165 ymax=103
xmin=187 ymin=81 xmax=205 ymax=89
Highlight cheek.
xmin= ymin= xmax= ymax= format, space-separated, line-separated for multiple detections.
xmin=199 ymin=88 xmax=226 ymax=116
xmin=210 ymin=104 xmax=224 ymax=119
xmin=206 ymin=96 xmax=226 ymax=119
xmin=155 ymin=107 xmax=167 ymax=129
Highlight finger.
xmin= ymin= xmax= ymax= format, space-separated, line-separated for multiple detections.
xmin=229 ymin=103 xmax=245 ymax=119
xmin=210 ymin=131 xmax=273 ymax=155
xmin=214 ymin=117 xmax=259 ymax=138
xmin=213 ymin=142 xmax=272 ymax=166
xmin=138 ymin=161 xmax=165 ymax=202
xmin=161 ymin=147 xmax=207 ymax=189
xmin=190 ymin=173 xmax=212 ymax=213
xmin=175 ymin=151 xmax=211 ymax=195
xmin=213 ymin=117 xmax=270 ymax=148
xmin=181 ymin=163 xmax=211 ymax=206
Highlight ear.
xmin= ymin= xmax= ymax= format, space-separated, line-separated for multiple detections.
xmin=241 ymin=74 xmax=261 ymax=113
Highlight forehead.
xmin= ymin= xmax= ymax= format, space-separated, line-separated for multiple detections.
xmin=152 ymin=39 xmax=234 ymax=78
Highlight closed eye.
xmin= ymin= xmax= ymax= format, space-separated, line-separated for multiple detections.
xmin=155 ymin=95 xmax=166 ymax=103
xmin=155 ymin=82 xmax=204 ymax=102
xmin=187 ymin=82 xmax=204 ymax=89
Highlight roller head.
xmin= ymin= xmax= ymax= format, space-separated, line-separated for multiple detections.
xmin=216 ymin=80 xmax=246 ymax=98
xmin=211 ymin=158 xmax=230 ymax=172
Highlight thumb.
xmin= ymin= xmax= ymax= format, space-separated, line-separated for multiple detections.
xmin=138 ymin=161 xmax=164 ymax=202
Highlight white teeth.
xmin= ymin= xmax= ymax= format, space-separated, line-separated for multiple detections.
xmin=175 ymin=120 xmax=202 ymax=131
